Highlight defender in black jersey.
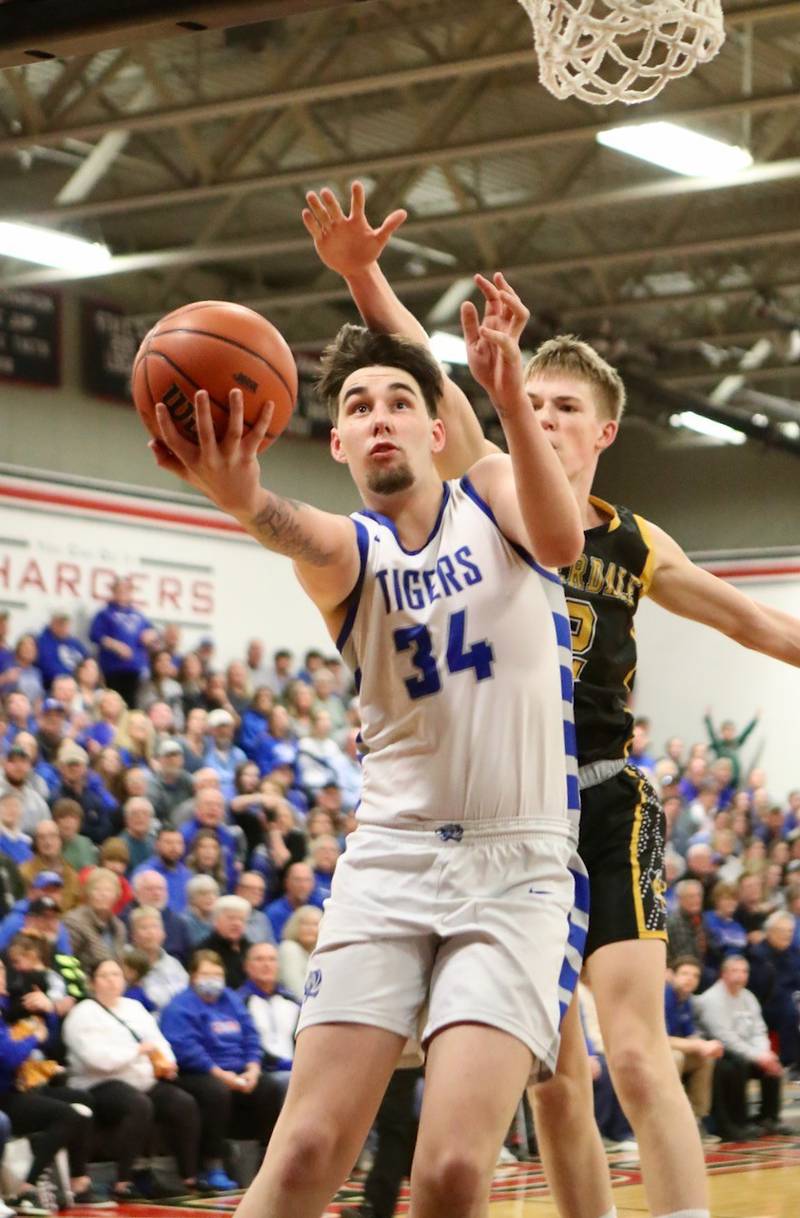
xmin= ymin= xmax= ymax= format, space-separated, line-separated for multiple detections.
xmin=561 ymin=501 xmax=668 ymax=958
xmin=312 ymin=184 xmax=800 ymax=1218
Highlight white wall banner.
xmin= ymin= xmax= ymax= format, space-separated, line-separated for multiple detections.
xmin=0 ymin=472 xmax=331 ymax=666
xmin=635 ymin=554 xmax=800 ymax=803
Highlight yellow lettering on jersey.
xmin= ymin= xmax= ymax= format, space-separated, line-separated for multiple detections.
xmin=615 ymin=566 xmax=628 ymax=600
xmin=562 ymin=554 xmax=644 ymax=609
xmin=565 ymin=554 xmax=587 ymax=591
xmin=586 ymin=557 xmax=605 ymax=594
xmin=566 ymin=598 xmax=598 ymax=681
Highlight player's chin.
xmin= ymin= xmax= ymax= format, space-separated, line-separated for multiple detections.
xmin=366 ymin=464 xmax=415 ymax=495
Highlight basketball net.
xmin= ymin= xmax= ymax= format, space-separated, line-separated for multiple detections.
xmin=518 ymin=0 xmax=726 ymax=104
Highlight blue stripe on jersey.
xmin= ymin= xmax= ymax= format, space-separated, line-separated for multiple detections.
xmin=359 ymin=482 xmax=451 ymax=556
xmin=552 ymin=612 xmax=571 ymax=650
xmin=558 ymin=866 xmax=590 ymax=1025
xmin=336 ymin=519 xmax=371 ymax=653
xmin=460 ymin=475 xmax=562 ymax=585
xmin=459 ymin=475 xmax=580 ymax=819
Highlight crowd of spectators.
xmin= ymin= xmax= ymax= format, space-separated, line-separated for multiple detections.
xmin=0 ymin=583 xmax=359 ymax=1209
xmin=627 ymin=713 xmax=800 ymax=1147
xmin=1 ymin=583 xmax=799 ymax=1201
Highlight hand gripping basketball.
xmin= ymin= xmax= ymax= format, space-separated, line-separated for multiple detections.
xmin=151 ymin=387 xmax=273 ymax=520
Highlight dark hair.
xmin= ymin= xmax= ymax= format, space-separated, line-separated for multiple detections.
xmin=317 ymin=324 xmax=444 ymax=423
xmin=671 ymin=955 xmax=702 ymax=973
xmin=8 ymin=932 xmax=50 ymax=966
xmin=89 ymin=957 xmax=123 ymax=979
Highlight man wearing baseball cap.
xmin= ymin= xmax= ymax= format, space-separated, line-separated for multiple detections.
xmin=204 ymin=710 xmax=247 ymax=802
xmin=148 ymin=740 xmax=194 ymax=825
xmin=50 ymin=744 xmax=113 ymax=845
xmin=0 ymin=743 xmax=50 ymax=835
xmin=35 ymin=699 xmax=69 ymax=770
xmin=0 ymin=873 xmax=72 ymax=954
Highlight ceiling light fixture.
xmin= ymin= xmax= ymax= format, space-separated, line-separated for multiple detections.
xmin=597 ymin=122 xmax=753 ymax=178
xmin=669 ymin=410 xmax=747 ymax=445
xmin=0 ymin=221 xmax=111 ymax=271
xmin=430 ymin=331 xmax=469 ymax=366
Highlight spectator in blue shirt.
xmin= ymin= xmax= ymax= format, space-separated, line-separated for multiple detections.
xmin=89 ymin=577 xmax=157 ymax=708
xmin=36 ymin=613 xmax=88 ymax=690
xmin=266 ymin=862 xmax=324 ymax=942
xmin=237 ymin=688 xmax=275 ymax=760
xmin=665 ymin=956 xmax=724 ymax=1139
xmin=133 ymin=827 xmax=192 ymax=914
xmin=181 ymin=788 xmax=239 ymax=891
xmin=160 ymin=950 xmax=284 ymax=1191
xmin=748 ymin=911 xmax=800 ymax=1069
xmin=704 ymin=881 xmax=748 ymax=974
xmin=203 ymin=711 xmax=247 ymax=802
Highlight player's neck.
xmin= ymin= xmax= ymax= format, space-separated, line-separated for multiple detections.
xmin=570 ymin=465 xmax=603 ymax=529
xmin=363 ymin=473 xmax=445 ymax=550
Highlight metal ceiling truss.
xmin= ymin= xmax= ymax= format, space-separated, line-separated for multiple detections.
xmin=1 ymin=0 xmax=799 ymax=450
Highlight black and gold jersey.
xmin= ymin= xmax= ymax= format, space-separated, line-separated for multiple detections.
xmin=559 ymin=497 xmax=655 ymax=768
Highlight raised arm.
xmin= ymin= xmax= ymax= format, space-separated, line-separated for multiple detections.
xmin=150 ymin=389 xmax=360 ymax=623
xmin=461 ymin=276 xmax=582 ymax=570
xmin=646 ymin=521 xmax=800 ymax=667
xmin=302 ymin=181 xmax=495 ymax=477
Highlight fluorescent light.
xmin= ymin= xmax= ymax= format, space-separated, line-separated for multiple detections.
xmin=597 ymin=122 xmax=753 ymax=178
xmin=430 ymin=330 xmax=469 ymax=366
xmin=0 ymin=222 xmax=111 ymax=271
xmin=669 ymin=411 xmax=747 ymax=445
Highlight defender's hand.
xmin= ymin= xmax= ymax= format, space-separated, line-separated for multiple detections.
xmin=150 ymin=388 xmax=273 ymax=520
xmin=461 ymin=274 xmax=529 ymax=416
xmin=302 ymin=181 xmax=407 ymax=278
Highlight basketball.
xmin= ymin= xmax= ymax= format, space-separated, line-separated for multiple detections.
xmin=131 ymin=301 xmax=298 ymax=452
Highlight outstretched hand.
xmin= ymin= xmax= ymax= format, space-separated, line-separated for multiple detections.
xmin=461 ymin=273 xmax=530 ymax=415
xmin=302 ymin=181 xmax=407 ymax=277
xmin=149 ymin=388 xmax=273 ymax=519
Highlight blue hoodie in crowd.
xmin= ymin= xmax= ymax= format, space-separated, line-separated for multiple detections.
xmin=89 ymin=603 xmax=152 ymax=677
xmin=36 ymin=629 xmax=88 ymax=688
xmin=160 ymin=986 xmax=262 ymax=1073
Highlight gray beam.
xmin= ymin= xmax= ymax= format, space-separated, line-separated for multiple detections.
xmin=4 ymin=154 xmax=800 ymax=291
xmin=6 ymin=85 xmax=800 ymax=228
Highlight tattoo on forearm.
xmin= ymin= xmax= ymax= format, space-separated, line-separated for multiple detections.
xmin=250 ymin=494 xmax=333 ymax=566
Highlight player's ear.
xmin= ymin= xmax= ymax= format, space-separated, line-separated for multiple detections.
xmin=430 ymin=417 xmax=446 ymax=454
xmin=596 ymin=418 xmax=618 ymax=453
xmin=330 ymin=427 xmax=349 ymax=465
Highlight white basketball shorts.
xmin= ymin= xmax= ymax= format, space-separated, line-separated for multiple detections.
xmin=296 ymin=819 xmax=589 ymax=1080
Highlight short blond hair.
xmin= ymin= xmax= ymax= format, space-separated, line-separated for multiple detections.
xmin=524 ymin=335 xmax=626 ymax=422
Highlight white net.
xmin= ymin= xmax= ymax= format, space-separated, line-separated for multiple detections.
xmin=518 ymin=0 xmax=726 ymax=105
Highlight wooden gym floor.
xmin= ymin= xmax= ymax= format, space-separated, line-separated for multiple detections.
xmin=70 ymin=1131 xmax=800 ymax=1218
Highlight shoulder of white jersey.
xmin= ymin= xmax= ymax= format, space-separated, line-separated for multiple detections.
xmin=455 ymin=474 xmax=563 ymax=588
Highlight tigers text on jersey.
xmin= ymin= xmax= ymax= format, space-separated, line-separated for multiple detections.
xmin=337 ymin=476 xmax=579 ymax=835
xmin=559 ymin=497 xmax=654 ymax=768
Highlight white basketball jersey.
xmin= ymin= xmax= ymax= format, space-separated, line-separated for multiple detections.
xmin=337 ymin=477 xmax=580 ymax=836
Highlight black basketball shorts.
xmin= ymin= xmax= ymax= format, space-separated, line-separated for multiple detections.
xmin=578 ymin=762 xmax=668 ymax=959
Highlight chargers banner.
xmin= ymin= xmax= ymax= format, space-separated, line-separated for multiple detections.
xmin=0 ymin=471 xmax=329 ymax=664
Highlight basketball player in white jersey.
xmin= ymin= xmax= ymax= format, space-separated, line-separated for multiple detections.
xmin=303 ymin=182 xmax=800 ymax=1218
xmin=148 ymin=290 xmax=588 ymax=1218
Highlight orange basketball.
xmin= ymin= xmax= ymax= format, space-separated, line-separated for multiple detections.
xmin=132 ymin=300 xmax=297 ymax=453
